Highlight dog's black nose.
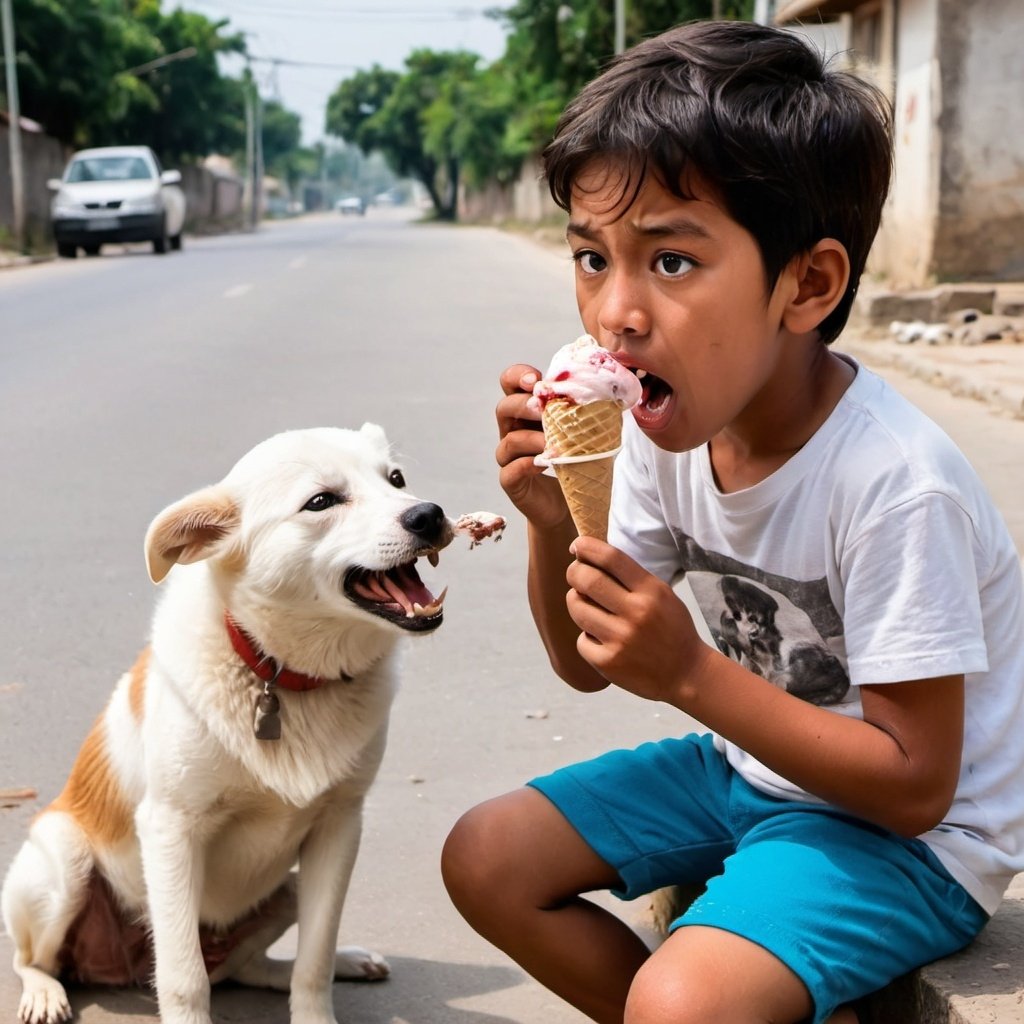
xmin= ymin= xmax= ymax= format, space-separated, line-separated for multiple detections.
xmin=400 ymin=502 xmax=446 ymax=543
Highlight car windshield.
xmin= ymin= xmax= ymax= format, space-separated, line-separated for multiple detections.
xmin=66 ymin=156 xmax=153 ymax=183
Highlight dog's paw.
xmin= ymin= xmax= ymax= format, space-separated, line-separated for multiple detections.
xmin=334 ymin=945 xmax=390 ymax=981
xmin=19 ymin=982 xmax=72 ymax=1024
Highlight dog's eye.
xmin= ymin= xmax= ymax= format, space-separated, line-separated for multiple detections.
xmin=388 ymin=469 xmax=406 ymax=489
xmin=302 ymin=492 xmax=342 ymax=512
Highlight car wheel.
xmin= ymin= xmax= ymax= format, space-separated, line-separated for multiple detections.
xmin=152 ymin=218 xmax=169 ymax=254
xmin=170 ymin=233 xmax=183 ymax=252
xmin=57 ymin=243 xmax=77 ymax=259
xmin=83 ymin=244 xmax=101 ymax=257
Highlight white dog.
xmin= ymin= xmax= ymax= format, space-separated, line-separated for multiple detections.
xmin=2 ymin=424 xmax=458 ymax=1024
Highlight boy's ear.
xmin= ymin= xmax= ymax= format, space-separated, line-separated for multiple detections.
xmin=781 ymin=239 xmax=851 ymax=336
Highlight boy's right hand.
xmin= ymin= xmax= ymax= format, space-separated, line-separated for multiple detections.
xmin=496 ymin=363 xmax=569 ymax=529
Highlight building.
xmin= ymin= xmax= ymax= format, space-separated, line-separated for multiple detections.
xmin=765 ymin=0 xmax=1024 ymax=287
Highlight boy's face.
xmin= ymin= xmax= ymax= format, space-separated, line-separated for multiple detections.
xmin=567 ymin=161 xmax=802 ymax=453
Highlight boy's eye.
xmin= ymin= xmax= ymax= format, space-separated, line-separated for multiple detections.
xmin=573 ymin=250 xmax=606 ymax=275
xmin=656 ymin=252 xmax=695 ymax=277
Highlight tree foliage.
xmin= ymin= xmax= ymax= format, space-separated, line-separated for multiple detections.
xmin=494 ymin=0 xmax=756 ymax=151
xmin=4 ymin=0 xmax=255 ymax=163
xmin=326 ymin=53 xmax=487 ymax=220
xmin=325 ymin=0 xmax=754 ymax=220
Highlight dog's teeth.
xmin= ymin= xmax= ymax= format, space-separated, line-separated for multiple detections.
xmin=428 ymin=551 xmax=439 ymax=568
xmin=635 ymin=368 xmax=647 ymax=379
xmin=436 ymin=586 xmax=448 ymax=606
xmin=412 ymin=602 xmax=424 ymax=615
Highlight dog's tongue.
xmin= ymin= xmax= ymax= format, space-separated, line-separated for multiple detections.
xmin=364 ymin=563 xmax=446 ymax=618
xmin=389 ymin=563 xmax=435 ymax=608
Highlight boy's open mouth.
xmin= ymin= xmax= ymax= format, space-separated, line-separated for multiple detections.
xmin=632 ymin=368 xmax=674 ymax=428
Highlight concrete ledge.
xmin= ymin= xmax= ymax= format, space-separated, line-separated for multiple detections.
xmin=854 ymin=286 xmax=997 ymax=325
xmin=861 ymin=896 xmax=1024 ymax=1024
xmin=840 ymin=335 xmax=1024 ymax=421
xmin=649 ymin=886 xmax=1024 ymax=1022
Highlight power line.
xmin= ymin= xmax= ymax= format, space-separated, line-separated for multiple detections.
xmin=248 ymin=55 xmax=359 ymax=70
xmin=202 ymin=1 xmax=497 ymax=20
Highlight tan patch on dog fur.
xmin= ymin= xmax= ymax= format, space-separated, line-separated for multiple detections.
xmin=50 ymin=715 xmax=133 ymax=848
xmin=128 ymin=647 xmax=150 ymax=723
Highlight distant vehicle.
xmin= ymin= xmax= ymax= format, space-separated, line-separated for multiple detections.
xmin=335 ymin=196 xmax=366 ymax=216
xmin=48 ymin=146 xmax=187 ymax=258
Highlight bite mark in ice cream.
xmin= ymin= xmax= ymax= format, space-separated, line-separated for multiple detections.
xmin=530 ymin=336 xmax=640 ymax=540
xmin=528 ymin=335 xmax=643 ymax=414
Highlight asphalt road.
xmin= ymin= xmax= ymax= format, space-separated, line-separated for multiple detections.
xmin=2 ymin=211 xmax=1023 ymax=1024
xmin=0 ymin=210 xmax=679 ymax=1024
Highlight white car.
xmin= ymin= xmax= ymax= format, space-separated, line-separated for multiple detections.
xmin=48 ymin=146 xmax=187 ymax=258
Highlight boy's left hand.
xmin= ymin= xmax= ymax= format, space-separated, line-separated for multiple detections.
xmin=566 ymin=536 xmax=706 ymax=703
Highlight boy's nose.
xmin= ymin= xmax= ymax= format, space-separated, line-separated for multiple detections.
xmin=598 ymin=277 xmax=651 ymax=338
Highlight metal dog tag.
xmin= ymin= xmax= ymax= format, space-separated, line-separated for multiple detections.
xmin=253 ymin=681 xmax=281 ymax=741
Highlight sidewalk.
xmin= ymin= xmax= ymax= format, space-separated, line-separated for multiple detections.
xmin=840 ymin=281 xmax=1024 ymax=1023
xmin=844 ymin=281 xmax=1024 ymax=422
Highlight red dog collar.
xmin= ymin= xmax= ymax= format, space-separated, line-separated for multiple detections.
xmin=225 ymin=614 xmax=349 ymax=692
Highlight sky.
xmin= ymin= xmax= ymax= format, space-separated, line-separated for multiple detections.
xmin=178 ymin=1 xmax=515 ymax=144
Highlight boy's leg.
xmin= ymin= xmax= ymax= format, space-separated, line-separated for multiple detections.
xmin=626 ymin=924 xmax=815 ymax=1023
xmin=442 ymin=786 xmax=651 ymax=1023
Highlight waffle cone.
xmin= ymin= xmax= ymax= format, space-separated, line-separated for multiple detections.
xmin=542 ymin=399 xmax=623 ymax=541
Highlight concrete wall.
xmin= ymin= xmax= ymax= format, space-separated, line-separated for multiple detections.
xmin=871 ymin=0 xmax=940 ymax=287
xmin=931 ymin=0 xmax=1024 ymax=280
xmin=179 ymin=163 xmax=243 ymax=233
xmin=873 ymin=0 xmax=1024 ymax=285
xmin=459 ymin=156 xmax=562 ymax=224
xmin=0 ymin=122 xmax=68 ymax=249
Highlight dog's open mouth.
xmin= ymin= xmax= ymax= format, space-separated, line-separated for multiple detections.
xmin=344 ymin=556 xmax=447 ymax=632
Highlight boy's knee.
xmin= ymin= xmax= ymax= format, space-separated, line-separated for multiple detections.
xmin=625 ymin=955 xmax=701 ymax=1024
xmin=441 ymin=794 xmax=523 ymax=906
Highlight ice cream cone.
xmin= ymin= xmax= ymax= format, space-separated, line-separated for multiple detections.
xmin=541 ymin=399 xmax=623 ymax=541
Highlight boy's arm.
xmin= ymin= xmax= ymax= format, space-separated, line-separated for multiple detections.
xmin=497 ymin=364 xmax=609 ymax=693
xmin=528 ymin=520 xmax=610 ymax=692
xmin=567 ymin=537 xmax=964 ymax=837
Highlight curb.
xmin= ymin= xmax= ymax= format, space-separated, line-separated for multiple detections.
xmin=841 ymin=335 xmax=1024 ymax=421
xmin=0 ymin=253 xmax=54 ymax=271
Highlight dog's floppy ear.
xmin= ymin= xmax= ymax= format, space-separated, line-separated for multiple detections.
xmin=144 ymin=485 xmax=241 ymax=584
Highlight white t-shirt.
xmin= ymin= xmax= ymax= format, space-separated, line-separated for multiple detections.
xmin=609 ymin=358 xmax=1024 ymax=915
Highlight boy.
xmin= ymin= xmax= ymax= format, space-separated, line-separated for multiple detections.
xmin=441 ymin=19 xmax=1024 ymax=1024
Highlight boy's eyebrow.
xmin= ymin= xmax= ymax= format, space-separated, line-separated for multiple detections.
xmin=566 ymin=217 xmax=713 ymax=242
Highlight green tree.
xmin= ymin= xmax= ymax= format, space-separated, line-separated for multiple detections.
xmin=113 ymin=2 xmax=247 ymax=161
xmin=326 ymin=52 xmax=484 ymax=220
xmin=6 ymin=0 xmax=249 ymax=163
xmin=493 ymin=0 xmax=755 ymax=153
xmin=8 ymin=0 xmax=143 ymax=146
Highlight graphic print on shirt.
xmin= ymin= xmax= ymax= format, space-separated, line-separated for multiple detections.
xmin=677 ymin=532 xmax=851 ymax=707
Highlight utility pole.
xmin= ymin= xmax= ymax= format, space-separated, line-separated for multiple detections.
xmin=243 ymin=67 xmax=255 ymax=230
xmin=615 ymin=0 xmax=626 ymax=54
xmin=252 ymin=85 xmax=263 ymax=229
xmin=1 ymin=0 xmax=25 ymax=250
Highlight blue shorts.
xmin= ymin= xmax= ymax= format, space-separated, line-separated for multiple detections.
xmin=528 ymin=732 xmax=988 ymax=1024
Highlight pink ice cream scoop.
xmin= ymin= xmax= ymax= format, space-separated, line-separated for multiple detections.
xmin=528 ymin=335 xmax=642 ymax=413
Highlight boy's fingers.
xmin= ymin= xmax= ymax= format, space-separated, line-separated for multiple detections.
xmin=496 ymin=389 xmax=541 ymax=437
xmin=496 ymin=427 xmax=545 ymax=469
xmin=500 ymin=363 xmax=541 ymax=397
xmin=569 ymin=537 xmax=650 ymax=592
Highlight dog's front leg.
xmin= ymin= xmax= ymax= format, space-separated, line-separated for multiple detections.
xmin=136 ymin=798 xmax=212 ymax=1024
xmin=290 ymin=798 xmax=376 ymax=1024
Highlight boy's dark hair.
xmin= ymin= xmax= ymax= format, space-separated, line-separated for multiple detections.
xmin=542 ymin=21 xmax=893 ymax=344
